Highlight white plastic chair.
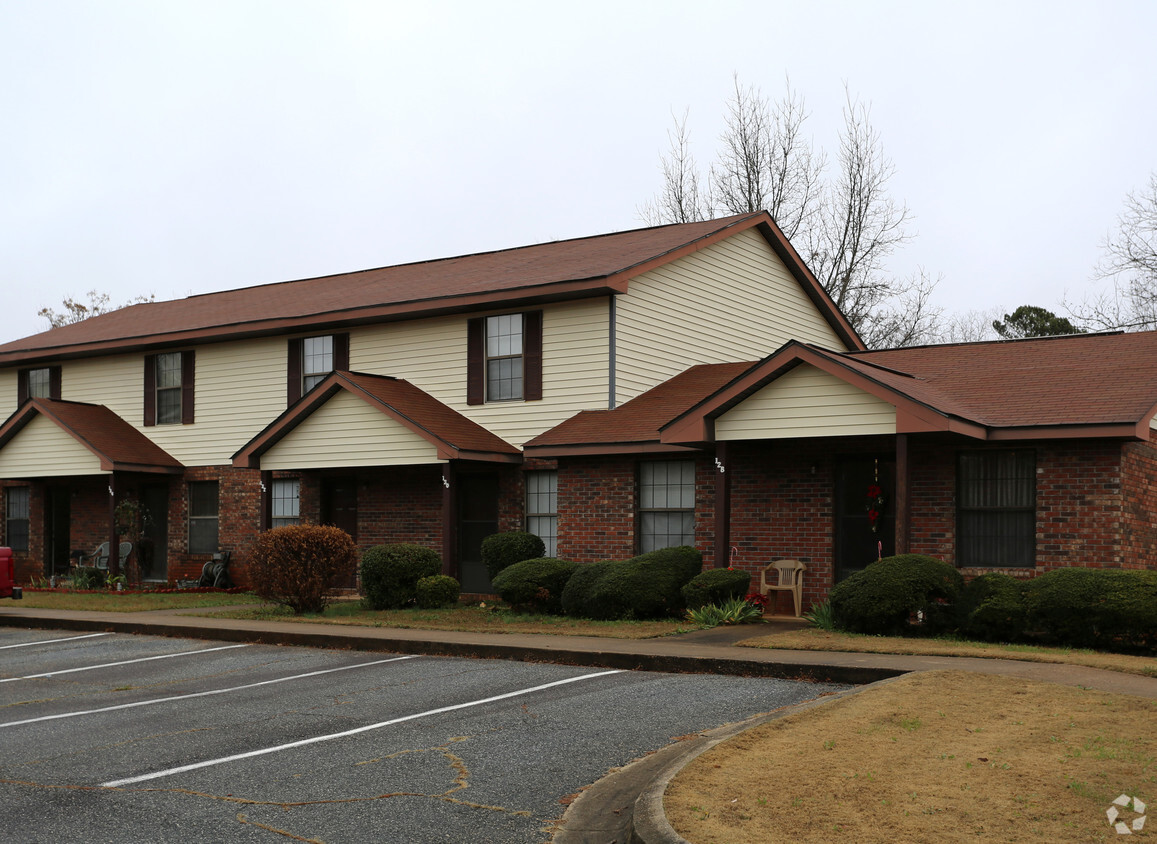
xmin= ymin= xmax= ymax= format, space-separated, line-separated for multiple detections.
xmin=759 ymin=559 xmax=807 ymax=617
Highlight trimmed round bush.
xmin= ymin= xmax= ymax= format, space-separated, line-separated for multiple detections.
xmin=681 ymin=567 xmax=752 ymax=611
xmin=1025 ymin=567 xmax=1157 ymax=652
xmin=492 ymin=557 xmax=578 ymax=614
xmin=249 ymin=524 xmax=358 ymax=615
xmin=415 ymin=574 xmax=461 ymax=609
xmin=481 ymin=531 xmax=545 ymax=581
xmin=956 ymin=573 xmax=1027 ymax=643
xmin=829 ymin=554 xmax=964 ymax=636
xmin=561 ymin=546 xmax=703 ymax=620
xmin=360 ymin=543 xmax=442 ymax=610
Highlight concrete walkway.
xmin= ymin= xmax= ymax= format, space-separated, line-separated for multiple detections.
xmin=3 ymin=604 xmax=1155 ymax=844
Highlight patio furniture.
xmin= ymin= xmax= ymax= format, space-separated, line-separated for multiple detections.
xmin=80 ymin=541 xmax=133 ymax=570
xmin=759 ymin=559 xmax=807 ymax=617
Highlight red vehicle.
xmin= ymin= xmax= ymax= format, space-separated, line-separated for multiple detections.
xmin=1 ymin=547 xmax=21 ymax=600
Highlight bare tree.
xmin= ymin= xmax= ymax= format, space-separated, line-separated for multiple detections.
xmin=39 ymin=289 xmax=154 ymax=328
xmin=931 ymin=308 xmax=1001 ymax=344
xmin=642 ymin=78 xmax=926 ymax=348
xmin=639 ymin=111 xmax=707 ymax=225
xmin=1073 ymin=172 xmax=1157 ymax=331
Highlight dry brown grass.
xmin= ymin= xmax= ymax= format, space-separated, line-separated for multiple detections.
xmin=743 ymin=628 xmax=1157 ymax=678
xmin=667 ymin=671 xmax=1157 ymax=843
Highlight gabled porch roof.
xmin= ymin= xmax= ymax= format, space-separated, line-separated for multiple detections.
xmin=232 ymin=371 xmax=522 ymax=469
xmin=0 ymin=399 xmax=183 ymax=477
xmin=662 ymin=334 xmax=1157 ymax=445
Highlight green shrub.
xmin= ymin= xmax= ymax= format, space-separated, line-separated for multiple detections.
xmin=803 ymin=599 xmax=836 ymax=631
xmin=415 ymin=574 xmax=461 ymax=609
xmin=681 ymin=568 xmax=752 ymax=610
xmin=1025 ymin=567 xmax=1157 ymax=652
xmin=829 ymin=554 xmax=964 ymax=636
xmin=249 ymin=524 xmax=358 ymax=615
xmin=480 ymin=531 xmax=546 ymax=581
xmin=561 ymin=546 xmax=703 ymax=620
xmin=70 ymin=566 xmax=106 ymax=590
xmin=360 ymin=543 xmax=442 ymax=610
xmin=957 ymin=573 xmax=1027 ymax=643
xmin=492 ymin=557 xmax=578 ymax=614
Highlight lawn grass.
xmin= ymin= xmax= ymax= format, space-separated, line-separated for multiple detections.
xmin=741 ymin=627 xmax=1157 ymax=678
xmin=203 ymin=600 xmax=688 ymax=639
xmin=667 ymin=670 xmax=1156 ymax=843
xmin=14 ymin=589 xmax=264 ymax=612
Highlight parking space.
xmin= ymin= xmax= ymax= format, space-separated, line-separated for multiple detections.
xmin=1 ymin=630 xmax=847 ymax=843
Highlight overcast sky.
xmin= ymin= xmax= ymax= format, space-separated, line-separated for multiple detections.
xmin=3 ymin=0 xmax=1155 ymax=346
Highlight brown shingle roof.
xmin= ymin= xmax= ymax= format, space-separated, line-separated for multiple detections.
xmin=524 ymin=362 xmax=753 ymax=452
xmin=3 ymin=212 xmax=862 ymax=364
xmin=850 ymin=332 xmax=1157 ymax=428
xmin=233 ymin=371 xmax=519 ymax=467
xmin=0 ymin=399 xmax=183 ymax=473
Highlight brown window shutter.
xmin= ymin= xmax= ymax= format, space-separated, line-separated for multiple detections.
xmin=181 ymin=351 xmax=195 ymax=424
xmin=287 ymin=338 xmax=302 ymax=404
xmin=523 ymin=310 xmax=543 ymax=402
xmin=49 ymin=366 xmax=62 ymax=400
xmin=466 ymin=317 xmax=484 ymax=405
xmin=16 ymin=370 xmax=28 ymax=405
xmin=333 ymin=333 xmax=350 ymax=372
xmin=143 ymin=355 xmax=156 ymax=426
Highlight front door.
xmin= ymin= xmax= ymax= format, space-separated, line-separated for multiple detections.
xmin=322 ymin=477 xmax=358 ymax=587
xmin=45 ymin=488 xmax=70 ymax=578
xmin=457 ymin=473 xmax=499 ymax=594
xmin=140 ymin=484 xmax=169 ymax=581
xmin=834 ymin=457 xmax=895 ymax=583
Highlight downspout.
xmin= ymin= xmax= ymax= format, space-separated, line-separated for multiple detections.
xmin=608 ymin=294 xmax=617 ymax=409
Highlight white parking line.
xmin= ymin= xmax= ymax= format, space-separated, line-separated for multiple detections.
xmin=0 ymin=633 xmax=112 ymax=650
xmin=102 ymin=668 xmax=623 ymax=787
xmin=0 ymin=644 xmax=249 ymax=683
xmin=1 ymin=655 xmax=417 ymax=727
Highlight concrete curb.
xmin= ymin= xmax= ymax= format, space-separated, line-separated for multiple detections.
xmin=0 ymin=613 xmax=908 ymax=687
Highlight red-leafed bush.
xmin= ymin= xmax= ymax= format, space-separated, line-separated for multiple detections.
xmin=249 ymin=525 xmax=358 ymax=615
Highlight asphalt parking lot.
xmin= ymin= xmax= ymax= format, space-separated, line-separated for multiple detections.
xmin=1 ymin=629 xmax=848 ymax=843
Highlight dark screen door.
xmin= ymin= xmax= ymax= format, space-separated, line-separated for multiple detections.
xmin=457 ymin=473 xmax=499 ymax=593
xmin=834 ymin=457 xmax=895 ymax=582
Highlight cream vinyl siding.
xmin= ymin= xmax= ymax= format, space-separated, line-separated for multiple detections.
xmin=0 ymin=414 xmax=106 ymax=477
xmin=260 ymin=390 xmax=440 ymax=469
xmin=615 ymin=228 xmax=847 ymax=403
xmin=351 ymin=299 xmax=610 ymax=448
xmin=715 ymin=364 xmax=897 ymax=441
xmin=65 ymin=337 xmax=287 ymax=467
xmin=0 ymin=369 xmax=16 ymax=420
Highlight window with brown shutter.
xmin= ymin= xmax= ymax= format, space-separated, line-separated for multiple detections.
xmin=143 ymin=351 xmax=195 ymax=426
xmin=466 ymin=312 xmax=542 ymax=405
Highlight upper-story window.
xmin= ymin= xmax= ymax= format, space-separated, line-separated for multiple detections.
xmin=486 ymin=314 xmax=523 ymax=401
xmin=17 ymin=366 xmax=61 ymax=403
xmin=144 ymin=351 xmax=194 ymax=426
xmin=466 ymin=311 xmax=542 ymax=405
xmin=302 ymin=336 xmax=333 ymax=392
xmin=287 ymin=334 xmax=349 ymax=404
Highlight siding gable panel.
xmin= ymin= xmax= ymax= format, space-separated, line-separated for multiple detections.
xmin=0 ymin=414 xmax=106 ymax=477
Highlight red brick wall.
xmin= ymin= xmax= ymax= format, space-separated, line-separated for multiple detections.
xmin=557 ymin=456 xmax=638 ymax=563
xmin=1119 ymin=432 xmax=1157 ymax=570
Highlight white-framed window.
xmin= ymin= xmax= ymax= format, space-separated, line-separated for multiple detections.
xmin=5 ymin=487 xmax=30 ymax=552
xmin=638 ymin=461 xmax=695 ymax=553
xmin=156 ymin=352 xmax=183 ymax=425
xmin=957 ymin=450 xmax=1036 ymax=568
xmin=486 ymin=314 xmax=523 ymax=401
xmin=525 ymin=471 xmax=557 ymax=557
xmin=272 ymin=479 xmax=301 ymax=528
xmin=188 ymin=481 xmax=219 ymax=554
xmin=27 ymin=368 xmax=52 ymax=399
xmin=302 ymin=335 xmax=334 ymax=393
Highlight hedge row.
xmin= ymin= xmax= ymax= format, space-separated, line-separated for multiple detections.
xmin=829 ymin=555 xmax=1157 ymax=654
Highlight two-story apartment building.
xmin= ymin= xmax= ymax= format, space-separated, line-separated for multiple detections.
xmin=4 ymin=210 xmax=1157 ymax=606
